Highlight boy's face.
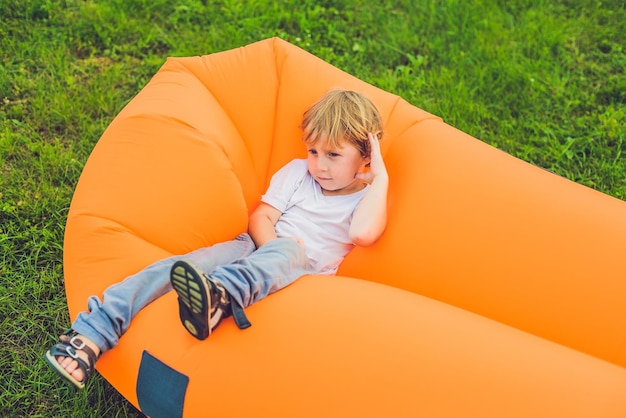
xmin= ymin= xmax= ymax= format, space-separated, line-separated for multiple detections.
xmin=306 ymin=136 xmax=371 ymax=196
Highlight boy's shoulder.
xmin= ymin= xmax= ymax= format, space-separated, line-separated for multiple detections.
xmin=276 ymin=158 xmax=308 ymax=176
xmin=268 ymin=159 xmax=310 ymax=191
xmin=282 ymin=158 xmax=307 ymax=169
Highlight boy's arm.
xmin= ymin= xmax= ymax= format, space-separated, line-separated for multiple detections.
xmin=350 ymin=133 xmax=389 ymax=247
xmin=248 ymin=202 xmax=282 ymax=248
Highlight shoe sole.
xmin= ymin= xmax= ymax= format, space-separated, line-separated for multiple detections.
xmin=170 ymin=260 xmax=211 ymax=340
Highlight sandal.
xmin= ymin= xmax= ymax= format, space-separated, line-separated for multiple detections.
xmin=170 ymin=260 xmax=228 ymax=340
xmin=170 ymin=260 xmax=251 ymax=340
xmin=44 ymin=329 xmax=100 ymax=389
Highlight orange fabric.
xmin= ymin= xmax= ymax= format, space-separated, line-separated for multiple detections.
xmin=64 ymin=38 xmax=626 ymax=417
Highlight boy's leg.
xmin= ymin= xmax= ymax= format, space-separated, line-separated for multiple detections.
xmin=209 ymin=237 xmax=315 ymax=309
xmin=169 ymin=237 xmax=313 ymax=340
xmin=71 ymin=234 xmax=255 ymax=353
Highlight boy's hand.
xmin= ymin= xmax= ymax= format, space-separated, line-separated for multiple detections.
xmin=356 ymin=133 xmax=387 ymax=184
xmin=349 ymin=132 xmax=389 ymax=247
xmin=287 ymin=237 xmax=305 ymax=249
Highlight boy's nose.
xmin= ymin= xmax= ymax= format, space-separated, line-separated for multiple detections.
xmin=318 ymin=157 xmax=329 ymax=171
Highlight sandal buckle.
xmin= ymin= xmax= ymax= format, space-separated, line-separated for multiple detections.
xmin=65 ymin=345 xmax=79 ymax=359
xmin=70 ymin=335 xmax=86 ymax=350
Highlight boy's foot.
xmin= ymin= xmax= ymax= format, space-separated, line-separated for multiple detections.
xmin=170 ymin=260 xmax=232 ymax=340
xmin=44 ymin=330 xmax=101 ymax=389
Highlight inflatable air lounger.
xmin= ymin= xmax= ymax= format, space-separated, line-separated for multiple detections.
xmin=63 ymin=38 xmax=626 ymax=417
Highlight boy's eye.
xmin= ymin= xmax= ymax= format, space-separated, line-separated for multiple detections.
xmin=328 ymin=153 xmax=339 ymax=157
xmin=308 ymin=149 xmax=318 ymax=155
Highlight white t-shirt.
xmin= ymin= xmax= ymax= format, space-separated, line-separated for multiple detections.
xmin=261 ymin=159 xmax=368 ymax=275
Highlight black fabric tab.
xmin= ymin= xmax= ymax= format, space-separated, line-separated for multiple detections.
xmin=230 ymin=300 xmax=252 ymax=330
xmin=137 ymin=350 xmax=189 ymax=418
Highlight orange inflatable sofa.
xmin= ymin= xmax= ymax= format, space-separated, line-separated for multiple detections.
xmin=64 ymin=38 xmax=626 ymax=417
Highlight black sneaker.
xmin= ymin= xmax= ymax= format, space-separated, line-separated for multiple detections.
xmin=170 ymin=260 xmax=232 ymax=340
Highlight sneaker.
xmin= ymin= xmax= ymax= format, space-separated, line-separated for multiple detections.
xmin=170 ymin=260 xmax=232 ymax=340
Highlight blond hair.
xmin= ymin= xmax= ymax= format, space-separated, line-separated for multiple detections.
xmin=301 ymin=89 xmax=383 ymax=158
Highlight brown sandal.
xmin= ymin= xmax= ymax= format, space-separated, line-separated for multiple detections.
xmin=44 ymin=330 xmax=100 ymax=389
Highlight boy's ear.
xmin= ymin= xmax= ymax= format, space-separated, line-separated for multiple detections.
xmin=363 ymin=155 xmax=372 ymax=168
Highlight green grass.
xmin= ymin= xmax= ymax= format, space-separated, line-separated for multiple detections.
xmin=1 ymin=0 xmax=624 ymax=416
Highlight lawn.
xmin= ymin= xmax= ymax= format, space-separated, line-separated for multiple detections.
xmin=1 ymin=0 xmax=624 ymax=416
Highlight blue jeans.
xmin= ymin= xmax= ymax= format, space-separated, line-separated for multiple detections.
xmin=72 ymin=234 xmax=314 ymax=353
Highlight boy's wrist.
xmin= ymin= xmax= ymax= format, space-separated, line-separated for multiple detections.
xmin=372 ymin=171 xmax=389 ymax=184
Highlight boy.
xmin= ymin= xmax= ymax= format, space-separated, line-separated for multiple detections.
xmin=45 ymin=88 xmax=388 ymax=389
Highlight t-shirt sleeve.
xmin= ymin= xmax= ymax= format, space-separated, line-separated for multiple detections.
xmin=261 ymin=159 xmax=307 ymax=213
